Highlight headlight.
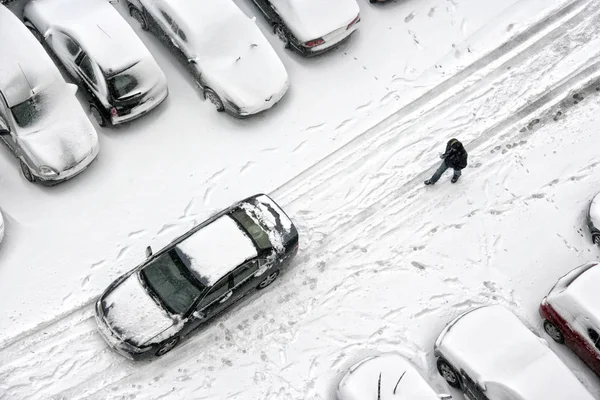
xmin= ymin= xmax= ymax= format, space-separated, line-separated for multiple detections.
xmin=39 ymin=165 xmax=58 ymax=177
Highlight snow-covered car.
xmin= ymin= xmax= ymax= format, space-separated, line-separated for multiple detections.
xmin=23 ymin=0 xmax=168 ymax=127
xmin=125 ymin=0 xmax=289 ymax=117
xmin=336 ymin=353 xmax=452 ymax=400
xmin=0 ymin=5 xmax=99 ymax=185
xmin=0 ymin=209 xmax=4 ymax=245
xmin=96 ymin=194 xmax=298 ymax=359
xmin=434 ymin=305 xmax=594 ymax=400
xmin=586 ymin=191 xmax=600 ymax=246
xmin=249 ymin=0 xmax=361 ymax=56
xmin=540 ymin=261 xmax=600 ymax=377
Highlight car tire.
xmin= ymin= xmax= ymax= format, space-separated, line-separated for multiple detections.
xmin=592 ymin=233 xmax=600 ymax=246
xmin=437 ymin=358 xmax=461 ymax=389
xmin=90 ymin=104 xmax=107 ymax=127
xmin=204 ymin=89 xmax=224 ymax=112
xmin=155 ymin=336 xmax=179 ymax=357
xmin=273 ymin=24 xmax=290 ymax=49
xmin=543 ymin=320 xmax=565 ymax=344
xmin=130 ymin=7 xmax=149 ymax=31
xmin=24 ymin=21 xmax=43 ymax=43
xmin=20 ymin=160 xmax=35 ymax=183
xmin=257 ymin=270 xmax=280 ymax=290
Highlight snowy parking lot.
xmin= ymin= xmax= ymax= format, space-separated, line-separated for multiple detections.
xmin=3 ymin=0 xmax=600 ymax=398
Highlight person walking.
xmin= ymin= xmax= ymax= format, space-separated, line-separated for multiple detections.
xmin=424 ymin=138 xmax=468 ymax=185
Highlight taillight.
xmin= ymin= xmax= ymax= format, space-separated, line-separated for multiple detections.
xmin=110 ymin=107 xmax=118 ymax=117
xmin=347 ymin=15 xmax=360 ymax=29
xmin=304 ymin=38 xmax=325 ymax=48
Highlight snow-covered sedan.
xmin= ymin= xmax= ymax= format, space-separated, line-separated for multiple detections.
xmin=125 ymin=0 xmax=289 ymax=117
xmin=250 ymin=0 xmax=361 ymax=56
xmin=96 ymin=194 xmax=298 ymax=359
xmin=336 ymin=353 xmax=451 ymax=400
xmin=24 ymin=0 xmax=168 ymax=127
xmin=540 ymin=261 xmax=600 ymax=377
xmin=0 ymin=5 xmax=99 ymax=185
xmin=434 ymin=305 xmax=594 ymax=400
xmin=586 ymin=191 xmax=600 ymax=246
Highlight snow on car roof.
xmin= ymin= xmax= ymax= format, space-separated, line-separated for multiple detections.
xmin=337 ymin=353 xmax=440 ymax=400
xmin=437 ymin=305 xmax=593 ymax=399
xmin=552 ymin=263 xmax=600 ymax=328
xmin=175 ymin=215 xmax=257 ymax=286
xmin=24 ymin=0 xmax=149 ymax=74
xmin=0 ymin=5 xmax=61 ymax=107
xmin=270 ymin=0 xmax=359 ymax=43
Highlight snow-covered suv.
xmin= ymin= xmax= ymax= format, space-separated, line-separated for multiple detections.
xmin=540 ymin=261 xmax=600 ymax=378
xmin=125 ymin=0 xmax=289 ymax=117
xmin=434 ymin=305 xmax=594 ymax=400
xmin=96 ymin=194 xmax=298 ymax=360
xmin=0 ymin=5 xmax=99 ymax=185
xmin=336 ymin=353 xmax=451 ymax=400
xmin=24 ymin=0 xmax=168 ymax=127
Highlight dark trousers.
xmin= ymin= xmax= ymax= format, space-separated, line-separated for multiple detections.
xmin=429 ymin=160 xmax=461 ymax=183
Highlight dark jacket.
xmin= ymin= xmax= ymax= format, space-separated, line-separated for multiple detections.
xmin=442 ymin=139 xmax=468 ymax=170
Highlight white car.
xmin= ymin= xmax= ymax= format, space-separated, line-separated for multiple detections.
xmin=337 ymin=353 xmax=451 ymax=400
xmin=0 ymin=5 xmax=99 ymax=185
xmin=126 ymin=0 xmax=289 ymax=117
xmin=434 ymin=305 xmax=594 ymax=400
xmin=23 ymin=0 xmax=169 ymax=127
xmin=0 ymin=209 xmax=4 ymax=245
xmin=250 ymin=0 xmax=361 ymax=56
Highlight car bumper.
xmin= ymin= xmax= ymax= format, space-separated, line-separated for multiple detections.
xmin=110 ymin=87 xmax=169 ymax=125
xmin=294 ymin=25 xmax=359 ymax=57
xmin=36 ymin=145 xmax=99 ymax=186
xmin=224 ymin=81 xmax=289 ymax=118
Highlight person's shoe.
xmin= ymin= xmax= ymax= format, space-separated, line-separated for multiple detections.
xmin=424 ymin=179 xmax=434 ymax=185
xmin=451 ymin=176 xmax=460 ymax=183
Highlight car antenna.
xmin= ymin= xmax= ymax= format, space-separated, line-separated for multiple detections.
xmin=97 ymin=24 xmax=111 ymax=39
xmin=393 ymin=370 xmax=406 ymax=394
xmin=17 ymin=63 xmax=35 ymax=96
xmin=377 ymin=372 xmax=382 ymax=400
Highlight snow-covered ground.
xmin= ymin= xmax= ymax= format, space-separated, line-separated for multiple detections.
xmin=3 ymin=0 xmax=600 ymax=398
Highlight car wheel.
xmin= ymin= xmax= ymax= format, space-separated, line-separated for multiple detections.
xmin=437 ymin=358 xmax=461 ymax=389
xmin=544 ymin=320 xmax=565 ymax=344
xmin=24 ymin=22 xmax=43 ymax=43
xmin=20 ymin=160 xmax=35 ymax=183
xmin=130 ymin=7 xmax=148 ymax=31
xmin=593 ymin=233 xmax=600 ymax=246
xmin=204 ymin=89 xmax=224 ymax=112
xmin=273 ymin=24 xmax=290 ymax=49
xmin=257 ymin=270 xmax=280 ymax=290
xmin=155 ymin=336 xmax=179 ymax=357
xmin=90 ymin=104 xmax=107 ymax=127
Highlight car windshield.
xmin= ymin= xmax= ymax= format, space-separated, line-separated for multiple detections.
xmin=140 ymin=249 xmax=204 ymax=315
xmin=230 ymin=207 xmax=272 ymax=250
xmin=10 ymin=89 xmax=50 ymax=128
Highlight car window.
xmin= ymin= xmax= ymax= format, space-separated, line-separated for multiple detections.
xmin=177 ymin=28 xmax=187 ymax=43
xmin=198 ymin=277 xmax=230 ymax=309
xmin=78 ymin=55 xmax=97 ymax=86
xmin=64 ymin=35 xmax=81 ymax=57
xmin=160 ymin=10 xmax=174 ymax=26
xmin=233 ymin=260 xmax=259 ymax=286
xmin=588 ymin=328 xmax=600 ymax=348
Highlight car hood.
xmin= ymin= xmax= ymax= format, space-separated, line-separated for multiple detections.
xmin=202 ymin=37 xmax=288 ymax=113
xmin=589 ymin=192 xmax=600 ymax=228
xmin=101 ymin=273 xmax=175 ymax=347
xmin=273 ymin=0 xmax=359 ymax=42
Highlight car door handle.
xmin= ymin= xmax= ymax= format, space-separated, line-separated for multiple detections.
xmin=219 ymin=291 xmax=232 ymax=303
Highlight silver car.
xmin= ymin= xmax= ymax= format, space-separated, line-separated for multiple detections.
xmin=0 ymin=5 xmax=99 ymax=185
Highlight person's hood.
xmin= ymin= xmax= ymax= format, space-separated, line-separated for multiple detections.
xmin=274 ymin=0 xmax=360 ymax=42
xmin=101 ymin=272 xmax=176 ymax=347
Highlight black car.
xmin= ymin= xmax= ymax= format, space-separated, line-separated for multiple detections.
xmin=95 ymin=194 xmax=298 ymax=360
xmin=586 ymin=191 xmax=600 ymax=246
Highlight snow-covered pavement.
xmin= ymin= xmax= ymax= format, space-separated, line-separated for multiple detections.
xmin=3 ymin=0 xmax=600 ymax=398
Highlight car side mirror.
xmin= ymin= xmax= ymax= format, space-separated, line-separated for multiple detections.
xmin=188 ymin=57 xmax=198 ymax=65
xmin=438 ymin=394 xmax=452 ymax=400
xmin=66 ymin=83 xmax=78 ymax=96
xmin=145 ymin=245 xmax=153 ymax=258
xmin=192 ymin=311 xmax=206 ymax=319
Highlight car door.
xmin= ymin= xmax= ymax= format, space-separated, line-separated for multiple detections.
xmin=230 ymin=260 xmax=262 ymax=303
xmin=45 ymin=31 xmax=81 ymax=78
xmin=583 ymin=327 xmax=600 ymax=375
xmin=194 ymin=274 xmax=234 ymax=322
xmin=251 ymin=0 xmax=277 ymax=22
xmin=74 ymin=52 xmax=102 ymax=100
xmin=460 ymin=370 xmax=489 ymax=400
xmin=0 ymin=94 xmax=17 ymax=153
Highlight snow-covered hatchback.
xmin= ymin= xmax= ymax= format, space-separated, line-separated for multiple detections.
xmin=540 ymin=262 xmax=600 ymax=378
xmin=586 ymin=191 xmax=600 ymax=246
xmin=434 ymin=305 xmax=594 ymax=400
xmin=336 ymin=353 xmax=451 ymax=400
xmin=96 ymin=194 xmax=298 ymax=360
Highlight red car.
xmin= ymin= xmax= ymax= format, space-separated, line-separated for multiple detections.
xmin=540 ymin=261 xmax=600 ymax=376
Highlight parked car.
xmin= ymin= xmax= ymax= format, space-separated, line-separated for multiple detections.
xmin=336 ymin=353 xmax=451 ymax=400
xmin=586 ymin=191 xmax=600 ymax=246
xmin=434 ymin=305 xmax=594 ymax=400
xmin=540 ymin=261 xmax=600 ymax=377
xmin=96 ymin=194 xmax=298 ymax=359
xmin=125 ymin=0 xmax=288 ymax=117
xmin=23 ymin=0 xmax=168 ymax=127
xmin=0 ymin=209 xmax=4 ymax=244
xmin=249 ymin=0 xmax=360 ymax=56
xmin=0 ymin=5 xmax=99 ymax=185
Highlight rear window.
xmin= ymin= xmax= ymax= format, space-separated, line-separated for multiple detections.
xmin=230 ymin=208 xmax=271 ymax=250
xmin=107 ymin=73 xmax=139 ymax=100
